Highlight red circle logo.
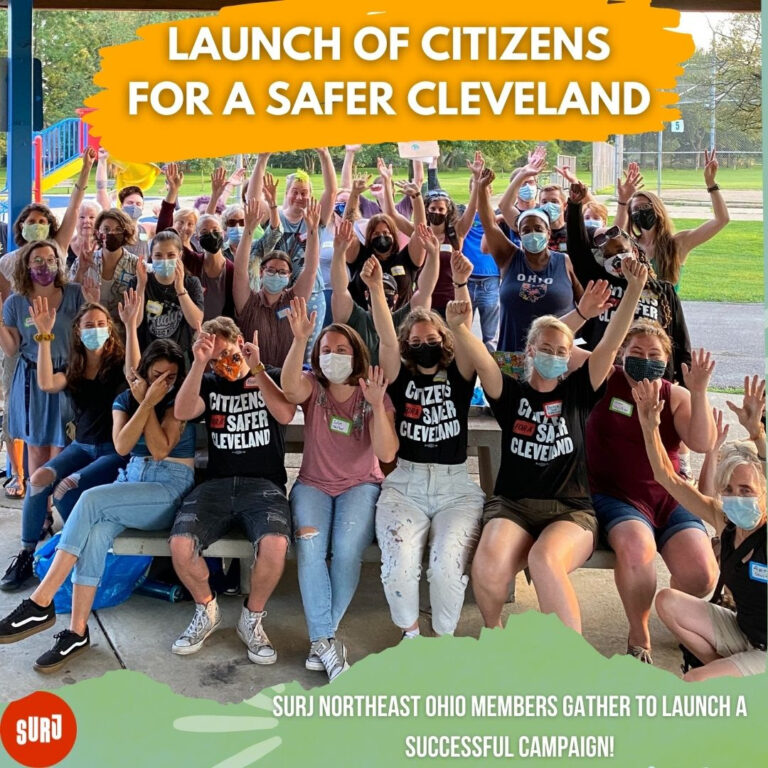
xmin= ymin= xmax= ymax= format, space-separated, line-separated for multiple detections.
xmin=1 ymin=692 xmax=77 ymax=767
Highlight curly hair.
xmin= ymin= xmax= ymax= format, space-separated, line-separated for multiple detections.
xmin=629 ymin=191 xmax=681 ymax=285
xmin=397 ymin=307 xmax=455 ymax=374
xmin=13 ymin=240 xmax=68 ymax=297
xmin=95 ymin=208 xmax=138 ymax=246
xmin=310 ymin=323 xmax=370 ymax=388
xmin=202 ymin=316 xmax=242 ymax=344
xmin=424 ymin=191 xmax=461 ymax=249
xmin=65 ymin=303 xmax=125 ymax=396
xmin=13 ymin=204 xmax=59 ymax=246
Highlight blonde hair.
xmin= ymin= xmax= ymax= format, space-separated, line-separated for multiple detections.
xmin=524 ymin=315 xmax=574 ymax=382
xmin=201 ymin=316 xmax=241 ymax=343
xmin=174 ymin=208 xmax=198 ymax=224
xmin=629 ymin=191 xmax=680 ymax=285
xmin=714 ymin=444 xmax=766 ymax=510
xmin=621 ymin=320 xmax=673 ymax=359
xmin=584 ymin=201 xmax=608 ymax=223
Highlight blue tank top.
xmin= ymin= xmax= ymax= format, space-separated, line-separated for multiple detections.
xmin=497 ymin=249 xmax=575 ymax=352
xmin=462 ymin=213 xmax=499 ymax=278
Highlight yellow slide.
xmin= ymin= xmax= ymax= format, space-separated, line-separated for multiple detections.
xmin=40 ymin=157 xmax=83 ymax=193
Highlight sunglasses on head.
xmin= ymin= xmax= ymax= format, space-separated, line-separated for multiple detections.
xmin=425 ymin=190 xmax=451 ymax=201
xmin=593 ymin=225 xmax=630 ymax=249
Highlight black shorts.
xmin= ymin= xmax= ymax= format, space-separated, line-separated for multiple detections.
xmin=169 ymin=476 xmax=291 ymax=552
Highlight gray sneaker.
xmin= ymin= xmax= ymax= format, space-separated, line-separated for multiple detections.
xmin=236 ymin=605 xmax=276 ymax=665
xmin=305 ymin=646 xmax=325 ymax=672
xmin=311 ymin=637 xmax=349 ymax=682
xmin=172 ymin=597 xmax=221 ymax=655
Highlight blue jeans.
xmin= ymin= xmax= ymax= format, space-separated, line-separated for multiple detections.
xmin=290 ymin=480 xmax=380 ymax=641
xmin=57 ymin=457 xmax=194 ymax=587
xmin=467 ymin=276 xmax=500 ymax=352
xmin=21 ymin=441 xmax=127 ymax=547
xmin=322 ymin=288 xmax=334 ymax=327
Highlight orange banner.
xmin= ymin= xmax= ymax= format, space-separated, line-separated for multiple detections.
xmin=85 ymin=0 xmax=694 ymax=161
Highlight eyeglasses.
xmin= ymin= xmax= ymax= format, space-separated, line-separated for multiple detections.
xmin=593 ymin=225 xmax=630 ymax=249
xmin=226 ymin=219 xmax=245 ymax=227
xmin=409 ymin=340 xmax=441 ymax=348
xmin=31 ymin=257 xmax=57 ymax=267
xmin=99 ymin=228 xmax=124 ymax=236
xmin=264 ymin=268 xmax=291 ymax=277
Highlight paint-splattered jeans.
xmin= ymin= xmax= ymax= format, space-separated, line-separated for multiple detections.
xmin=375 ymin=460 xmax=484 ymax=635
xmin=290 ymin=480 xmax=379 ymax=641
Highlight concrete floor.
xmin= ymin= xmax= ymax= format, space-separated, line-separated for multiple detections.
xmin=0 ymin=394 xmax=756 ymax=704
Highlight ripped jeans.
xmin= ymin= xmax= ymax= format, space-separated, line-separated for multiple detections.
xmin=21 ymin=441 xmax=127 ymax=548
xmin=375 ymin=460 xmax=484 ymax=635
xmin=290 ymin=480 xmax=379 ymax=641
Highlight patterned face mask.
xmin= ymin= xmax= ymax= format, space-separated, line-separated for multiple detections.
xmin=211 ymin=352 xmax=243 ymax=381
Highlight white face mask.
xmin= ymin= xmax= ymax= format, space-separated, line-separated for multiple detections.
xmin=319 ymin=353 xmax=353 ymax=384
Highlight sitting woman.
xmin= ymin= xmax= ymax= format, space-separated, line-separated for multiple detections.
xmin=1 ymin=298 xmax=129 ymax=591
xmin=586 ymin=323 xmax=718 ymax=663
xmin=282 ymin=297 xmax=398 ymax=681
xmin=633 ymin=379 xmax=765 ymax=680
xmin=451 ymin=257 xmax=647 ymax=633
xmin=0 ymin=334 xmax=196 ymax=672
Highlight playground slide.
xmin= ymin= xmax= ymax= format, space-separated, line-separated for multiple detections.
xmin=40 ymin=156 xmax=83 ymax=193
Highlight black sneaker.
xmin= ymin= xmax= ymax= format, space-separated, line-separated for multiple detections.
xmin=0 ymin=598 xmax=55 ymax=643
xmin=34 ymin=628 xmax=90 ymax=673
xmin=0 ymin=548 xmax=36 ymax=591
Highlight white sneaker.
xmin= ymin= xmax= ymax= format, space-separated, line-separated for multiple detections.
xmin=311 ymin=637 xmax=349 ymax=682
xmin=236 ymin=605 xmax=276 ymax=665
xmin=172 ymin=596 xmax=221 ymax=655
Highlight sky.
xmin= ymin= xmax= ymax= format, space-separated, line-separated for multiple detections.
xmin=674 ymin=12 xmax=733 ymax=49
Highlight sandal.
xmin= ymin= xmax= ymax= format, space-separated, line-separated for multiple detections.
xmin=3 ymin=475 xmax=25 ymax=499
xmin=627 ymin=644 xmax=654 ymax=665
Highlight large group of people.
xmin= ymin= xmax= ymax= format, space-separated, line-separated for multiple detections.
xmin=0 ymin=144 xmax=763 ymax=685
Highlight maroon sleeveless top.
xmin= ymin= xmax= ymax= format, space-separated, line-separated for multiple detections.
xmin=586 ymin=367 xmax=681 ymax=527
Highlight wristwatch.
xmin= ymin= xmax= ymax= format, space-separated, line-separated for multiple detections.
xmin=250 ymin=362 xmax=266 ymax=375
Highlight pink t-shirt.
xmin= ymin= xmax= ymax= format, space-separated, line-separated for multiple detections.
xmin=297 ymin=372 xmax=394 ymax=496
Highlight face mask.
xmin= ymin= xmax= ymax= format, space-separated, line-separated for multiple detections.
xmin=602 ymin=250 xmax=632 ymax=278
xmin=584 ymin=219 xmax=602 ymax=230
xmin=408 ymin=343 xmax=443 ymax=369
xmin=319 ymin=353 xmax=353 ymax=384
xmin=152 ymin=258 xmax=177 ymax=279
xmin=532 ymin=351 xmax=569 ymax=380
xmin=518 ymin=184 xmax=536 ymax=202
xmin=541 ymin=202 xmax=562 ymax=223
xmin=22 ymin=222 xmax=50 ymax=242
xmin=384 ymin=292 xmax=397 ymax=311
xmin=225 ymin=226 xmax=243 ymax=247
xmin=521 ymin=232 xmax=549 ymax=254
xmin=262 ymin=273 xmax=290 ymax=294
xmin=211 ymin=353 xmax=243 ymax=382
xmin=29 ymin=265 xmax=57 ymax=286
xmin=80 ymin=327 xmax=110 ymax=351
xmin=721 ymin=495 xmax=764 ymax=531
xmin=371 ymin=235 xmax=393 ymax=254
xmin=122 ymin=204 xmax=142 ymax=220
xmin=631 ymin=208 xmax=656 ymax=231
xmin=624 ymin=356 xmax=667 ymax=382
xmin=102 ymin=233 xmax=124 ymax=252
xmin=199 ymin=231 xmax=224 ymax=253
xmin=427 ymin=212 xmax=446 ymax=227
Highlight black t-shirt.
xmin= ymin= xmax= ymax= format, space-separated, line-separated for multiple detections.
xmin=139 ymin=274 xmax=204 ymax=361
xmin=388 ymin=359 xmax=474 ymax=465
xmin=486 ymin=364 xmax=605 ymax=507
xmin=349 ymin=244 xmax=417 ymax=311
xmin=69 ymin=365 xmax=127 ymax=444
xmin=720 ymin=522 xmax=767 ymax=650
xmin=199 ymin=368 xmax=287 ymax=489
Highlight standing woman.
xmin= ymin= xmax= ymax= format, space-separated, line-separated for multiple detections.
xmin=616 ymin=150 xmax=729 ymax=287
xmin=0 ymin=241 xmax=89 ymax=498
xmin=0 ymin=334 xmax=196 ymax=671
xmin=67 ymin=201 xmax=102 ymax=269
xmin=0 ymin=298 xmax=128 ymax=591
xmin=282 ymin=297 xmax=398 ymax=681
xmin=633 ymin=380 xmax=765 ymax=680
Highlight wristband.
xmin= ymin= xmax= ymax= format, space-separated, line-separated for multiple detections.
xmin=707 ymin=184 xmax=720 ymax=193
xmin=453 ymin=281 xmax=468 ymax=288
xmin=616 ymin=201 xmax=628 ymax=206
xmin=250 ymin=362 xmax=266 ymax=376
xmin=176 ymin=290 xmax=188 ymax=297
xmin=576 ymin=307 xmax=588 ymax=321
xmin=269 ymin=205 xmax=278 ymax=209
xmin=96 ymin=181 xmax=107 ymax=190
xmin=34 ymin=332 xmax=55 ymax=342
xmin=74 ymin=183 xmax=87 ymax=192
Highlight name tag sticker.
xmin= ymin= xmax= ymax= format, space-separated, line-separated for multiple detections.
xmin=244 ymin=377 xmax=260 ymax=389
xmin=543 ymin=401 xmax=562 ymax=418
xmin=24 ymin=316 xmax=35 ymax=327
xmin=749 ymin=562 xmax=767 ymax=583
xmin=433 ymin=370 xmax=448 ymax=384
xmin=609 ymin=397 xmax=634 ymax=417
xmin=276 ymin=307 xmax=291 ymax=320
xmin=390 ymin=265 xmax=406 ymax=277
xmin=146 ymin=300 xmax=163 ymax=317
xmin=329 ymin=416 xmax=353 ymax=436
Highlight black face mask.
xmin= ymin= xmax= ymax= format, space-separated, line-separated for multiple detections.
xmin=631 ymin=209 xmax=656 ymax=231
xmin=408 ymin=343 xmax=442 ymax=368
xmin=102 ymin=233 xmax=124 ymax=252
xmin=427 ymin=212 xmax=446 ymax=227
xmin=624 ymin=356 xmax=666 ymax=382
xmin=371 ymin=235 xmax=393 ymax=254
xmin=199 ymin=231 xmax=224 ymax=253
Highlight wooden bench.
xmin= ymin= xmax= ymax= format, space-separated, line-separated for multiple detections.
xmin=112 ymin=412 xmax=616 ymax=593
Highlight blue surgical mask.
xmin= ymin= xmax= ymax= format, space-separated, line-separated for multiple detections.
xmin=532 ymin=351 xmax=568 ymax=380
xmin=262 ymin=273 xmax=290 ymax=293
xmin=226 ymin=226 xmax=243 ymax=246
xmin=721 ymin=495 xmax=764 ymax=531
xmin=80 ymin=327 xmax=110 ymax=351
xmin=521 ymin=232 xmax=549 ymax=254
xmin=585 ymin=219 xmax=602 ymax=229
xmin=541 ymin=202 xmax=562 ymax=223
xmin=518 ymin=184 xmax=536 ymax=202
xmin=624 ymin=356 xmax=666 ymax=382
xmin=152 ymin=258 xmax=177 ymax=279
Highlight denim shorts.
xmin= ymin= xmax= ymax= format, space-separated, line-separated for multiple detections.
xmin=170 ymin=476 xmax=291 ymax=552
xmin=593 ymin=493 xmax=707 ymax=550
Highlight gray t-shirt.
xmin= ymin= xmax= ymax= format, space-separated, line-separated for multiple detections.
xmin=202 ymin=266 xmax=228 ymax=321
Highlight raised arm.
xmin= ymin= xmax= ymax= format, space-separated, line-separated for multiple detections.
xmin=378 ymin=158 xmax=415 ymax=237
xmin=588 ymin=258 xmax=647 ymax=389
xmin=560 ymin=279 xmax=611 ymax=336
xmin=613 ymin=162 xmax=643 ymax=229
xmin=330 ymin=219 xmax=357 ymax=324
xmin=698 ymin=408 xmax=730 ymax=498
xmin=95 ymin=148 xmax=112 ymax=211
xmin=172 ymin=259 xmax=203 ymax=330
xmin=55 ymin=147 xmax=97 ymax=250
xmin=243 ymin=330 xmax=296 ymax=423
xmin=676 ymin=348 xmax=717 ymax=453
xmin=293 ymin=198 xmax=320 ymax=301
xmin=726 ymin=375 xmax=767 ymax=459
xmin=316 ymin=147 xmax=337 ymax=227
xmin=476 ymin=169 xmax=517 ymax=274
xmin=174 ymin=324 xmax=210 ymax=421
xmin=234 ymin=198 xmax=262 ymax=315
xmin=361 ymin=256 xmax=400 ymax=384
xmin=281 ymin=297 xmax=315 ymax=404
xmin=456 ymin=151 xmax=484 ymax=239
xmin=498 ymin=146 xmax=546 ymax=227
xmin=446 ymin=300 xmax=503 ymax=399
xmin=341 ymin=145 xmax=358 ymax=190
xmin=244 ymin=153 xmax=270 ymax=205
xmin=359 ymin=365 xmax=398 ymax=463
xmin=566 ymin=183 xmax=604 ymax=286
xmin=206 ymin=167 xmax=229 ymax=215
xmin=30 ymin=296 xmax=67 ymax=393
xmin=249 ymin=176 xmax=283 ymax=261
xmin=117 ymin=286 xmax=144 ymax=378
xmin=409 ymin=224 xmax=439 ymax=310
